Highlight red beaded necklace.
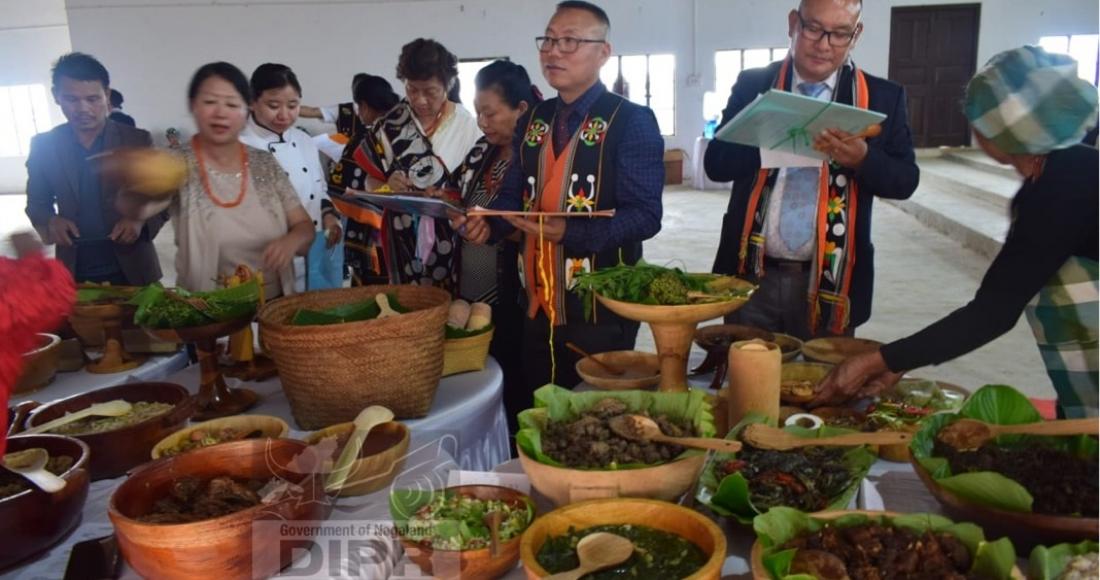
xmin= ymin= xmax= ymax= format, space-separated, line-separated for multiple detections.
xmin=193 ymin=136 xmax=248 ymax=208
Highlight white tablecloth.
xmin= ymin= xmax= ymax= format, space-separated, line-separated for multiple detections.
xmin=10 ymin=350 xmax=190 ymax=407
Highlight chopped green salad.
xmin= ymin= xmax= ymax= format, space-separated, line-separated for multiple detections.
xmin=401 ymin=492 xmax=533 ymax=551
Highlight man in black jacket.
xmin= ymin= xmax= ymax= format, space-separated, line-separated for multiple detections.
xmin=706 ymin=0 xmax=918 ymax=339
xmin=25 ymin=52 xmax=166 ymax=285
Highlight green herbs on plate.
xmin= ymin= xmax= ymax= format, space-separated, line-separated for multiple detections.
xmin=390 ymin=490 xmax=534 ymax=551
xmin=571 ymin=261 xmax=753 ymax=319
xmin=131 ymin=281 xmax=260 ymax=329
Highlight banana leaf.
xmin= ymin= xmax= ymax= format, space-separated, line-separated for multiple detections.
xmin=288 ymin=293 xmax=407 ymax=326
xmin=76 ymin=286 xmax=136 ymax=303
xmin=754 ymin=507 xmax=1017 ymax=580
xmin=695 ymin=412 xmax=876 ymax=524
xmin=910 ymin=384 xmax=1099 ymax=513
xmin=1029 ymin=540 xmax=1099 ymax=580
xmin=515 ymin=384 xmax=715 ymax=470
xmin=445 ymin=323 xmax=494 ymax=339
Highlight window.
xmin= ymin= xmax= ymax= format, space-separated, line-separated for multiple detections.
xmin=600 ymin=53 xmax=676 ymax=135
xmin=456 ymin=58 xmax=503 ymax=116
xmin=1039 ymin=34 xmax=1099 ymax=85
xmin=0 ymin=84 xmax=52 ymax=157
xmin=714 ymin=47 xmax=788 ymax=94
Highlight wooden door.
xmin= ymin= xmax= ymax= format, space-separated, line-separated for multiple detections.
xmin=889 ymin=4 xmax=980 ymax=147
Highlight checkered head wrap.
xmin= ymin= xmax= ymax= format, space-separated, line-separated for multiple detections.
xmin=965 ymin=45 xmax=1098 ymax=154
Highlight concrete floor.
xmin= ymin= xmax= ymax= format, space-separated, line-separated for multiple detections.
xmin=0 ymin=181 xmax=1052 ymax=398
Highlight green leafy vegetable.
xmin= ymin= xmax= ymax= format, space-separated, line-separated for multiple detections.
xmin=910 ymin=384 xmax=1099 ymax=513
xmin=131 ymin=281 xmax=260 ymax=328
xmin=571 ymin=260 xmax=754 ymax=319
xmin=445 ymin=324 xmax=494 ymax=340
xmin=1030 ymin=541 xmax=1099 ymax=580
xmin=389 ymin=489 xmax=534 ymax=551
xmin=753 ymin=507 xmax=1017 ymax=580
xmin=696 ymin=413 xmax=875 ymax=523
xmin=516 ymin=385 xmax=715 ymax=470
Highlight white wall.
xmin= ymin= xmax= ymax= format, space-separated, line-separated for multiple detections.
xmin=0 ymin=0 xmax=71 ymax=193
xmin=54 ymin=0 xmax=1100 ymax=179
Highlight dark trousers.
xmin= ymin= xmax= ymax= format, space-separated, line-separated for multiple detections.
xmin=727 ymin=264 xmax=853 ymax=340
xmin=505 ymin=310 xmax=640 ymax=434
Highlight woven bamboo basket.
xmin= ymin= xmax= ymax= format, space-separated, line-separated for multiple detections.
xmin=441 ymin=326 xmax=494 ymax=376
xmin=258 ymin=285 xmax=450 ymax=428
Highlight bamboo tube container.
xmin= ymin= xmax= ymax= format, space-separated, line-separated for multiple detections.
xmin=726 ymin=339 xmax=781 ymax=428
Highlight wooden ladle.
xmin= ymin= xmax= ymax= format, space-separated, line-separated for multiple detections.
xmin=741 ymin=423 xmax=912 ymax=451
xmin=566 ymin=342 xmax=625 ymax=376
xmin=2 ymin=448 xmax=67 ymax=493
xmin=325 ymin=405 xmax=394 ymax=492
xmin=544 ymin=532 xmax=635 ymax=580
xmin=609 ymin=414 xmax=742 ymax=453
xmin=938 ymin=417 xmax=1099 ymax=451
xmin=484 ymin=509 xmax=503 ymax=557
xmin=23 ymin=400 xmax=133 ymax=435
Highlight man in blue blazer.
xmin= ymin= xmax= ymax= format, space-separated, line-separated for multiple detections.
xmin=706 ymin=0 xmax=919 ymax=339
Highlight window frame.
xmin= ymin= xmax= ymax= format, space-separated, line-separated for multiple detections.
xmin=601 ymin=52 xmax=677 ymax=136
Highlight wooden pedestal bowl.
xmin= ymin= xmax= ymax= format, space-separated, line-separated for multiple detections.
xmin=109 ymin=438 xmax=331 ymax=580
xmin=0 ymin=434 xmax=90 ymax=571
xmin=21 ymin=382 xmax=194 ymax=480
xmin=520 ymin=498 xmax=726 ymax=580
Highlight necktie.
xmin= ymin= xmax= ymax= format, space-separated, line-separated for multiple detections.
xmin=777 ymin=81 xmax=829 ymax=255
xmin=553 ymin=105 xmax=573 ymax=156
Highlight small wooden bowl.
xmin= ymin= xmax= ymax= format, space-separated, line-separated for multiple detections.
xmin=517 ymin=446 xmax=706 ymax=507
xmin=22 ymin=382 xmax=195 ymax=480
xmin=772 ymin=333 xmax=803 ymax=362
xmin=694 ymin=324 xmax=774 ymax=350
xmin=304 ymin=421 xmax=410 ymax=496
xmin=151 ymin=414 xmax=290 ymax=459
xmin=780 ymin=362 xmax=834 ymax=404
xmin=0 ymin=434 xmax=90 ymax=571
xmin=15 ymin=333 xmax=62 ymax=394
xmin=108 ymin=439 xmax=330 ymax=580
xmin=910 ymin=455 xmax=1099 ymax=552
xmin=575 ymin=350 xmax=661 ymax=390
xmin=802 ymin=337 xmax=883 ymax=364
xmin=395 ymin=485 xmax=533 ymax=580
xmin=520 ymin=498 xmax=726 ymax=580
xmin=748 ymin=509 xmax=1025 ymax=579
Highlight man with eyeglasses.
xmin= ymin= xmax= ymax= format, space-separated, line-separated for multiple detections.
xmin=458 ymin=0 xmax=664 ymax=431
xmin=706 ymin=0 xmax=919 ymax=340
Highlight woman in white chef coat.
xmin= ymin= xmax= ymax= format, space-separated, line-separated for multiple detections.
xmin=240 ymin=63 xmax=340 ymax=291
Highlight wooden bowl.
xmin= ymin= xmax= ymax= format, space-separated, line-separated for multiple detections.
xmin=303 ymin=421 xmax=410 ymax=496
xmin=108 ymin=439 xmax=330 ymax=580
xmin=780 ymin=362 xmax=834 ymax=404
xmin=14 ymin=333 xmax=62 ymax=394
xmin=694 ymin=324 xmax=774 ymax=350
xmin=520 ymin=498 xmax=726 ymax=580
xmin=151 ymin=415 xmax=290 ymax=459
xmin=802 ymin=337 xmax=883 ymax=364
xmin=0 ymin=434 xmax=90 ymax=571
xmin=772 ymin=333 xmax=803 ymax=362
xmin=517 ymin=446 xmax=706 ymax=507
xmin=910 ymin=455 xmax=1099 ymax=552
xmin=595 ymin=292 xmax=753 ymax=325
xmin=395 ymin=485 xmax=533 ymax=580
xmin=748 ymin=510 xmax=1025 ymax=579
xmin=22 ymin=382 xmax=195 ymax=480
xmin=575 ymin=350 xmax=661 ymax=390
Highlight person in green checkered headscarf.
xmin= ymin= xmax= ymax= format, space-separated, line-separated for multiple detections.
xmin=812 ymin=45 xmax=1100 ymax=419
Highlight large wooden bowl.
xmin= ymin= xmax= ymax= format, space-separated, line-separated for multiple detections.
xmin=517 ymin=446 xmax=706 ymax=507
xmin=520 ymin=498 xmax=726 ymax=580
xmin=14 ymin=333 xmax=62 ymax=394
xmin=0 ymin=434 xmax=90 ymax=571
xmin=575 ymin=350 xmax=661 ymax=390
xmin=395 ymin=485 xmax=533 ymax=580
xmin=596 ymin=286 xmax=754 ymax=391
xmin=151 ymin=414 xmax=290 ymax=459
xmin=108 ymin=438 xmax=331 ymax=580
xmin=747 ymin=510 xmax=1025 ymax=579
xmin=910 ymin=456 xmax=1099 ymax=552
xmin=780 ymin=361 xmax=834 ymax=404
xmin=801 ymin=337 xmax=883 ymax=364
xmin=304 ymin=421 xmax=410 ymax=496
xmin=22 ymin=382 xmax=195 ymax=480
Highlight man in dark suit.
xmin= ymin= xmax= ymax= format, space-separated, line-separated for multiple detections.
xmin=25 ymin=52 xmax=166 ymax=285
xmin=706 ymin=0 xmax=919 ymax=339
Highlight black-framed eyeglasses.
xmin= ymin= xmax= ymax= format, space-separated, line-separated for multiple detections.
xmin=796 ymin=12 xmax=859 ymax=47
xmin=536 ymin=36 xmax=606 ymax=54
